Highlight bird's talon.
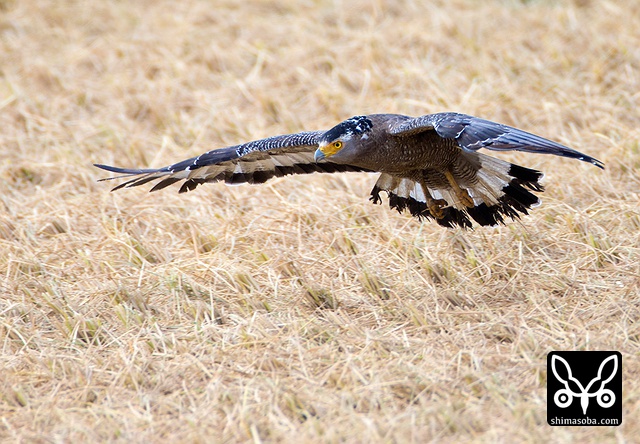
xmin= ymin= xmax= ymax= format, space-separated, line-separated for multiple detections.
xmin=428 ymin=198 xmax=447 ymax=219
xmin=458 ymin=189 xmax=475 ymax=208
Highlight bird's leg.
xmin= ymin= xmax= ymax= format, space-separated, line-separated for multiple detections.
xmin=419 ymin=182 xmax=447 ymax=219
xmin=444 ymin=169 xmax=474 ymax=208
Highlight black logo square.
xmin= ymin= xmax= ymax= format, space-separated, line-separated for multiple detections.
xmin=547 ymin=351 xmax=622 ymax=426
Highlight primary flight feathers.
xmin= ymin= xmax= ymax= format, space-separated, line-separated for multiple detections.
xmin=95 ymin=112 xmax=603 ymax=229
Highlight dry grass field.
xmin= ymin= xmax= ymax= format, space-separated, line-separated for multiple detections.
xmin=1 ymin=0 xmax=639 ymax=442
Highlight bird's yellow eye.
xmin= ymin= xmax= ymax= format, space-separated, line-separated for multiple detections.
xmin=319 ymin=140 xmax=344 ymax=157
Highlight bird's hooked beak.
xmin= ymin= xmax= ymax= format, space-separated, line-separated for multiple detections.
xmin=314 ymin=140 xmax=342 ymax=162
xmin=314 ymin=146 xmax=326 ymax=162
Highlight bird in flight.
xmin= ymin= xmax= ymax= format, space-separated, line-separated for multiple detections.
xmin=95 ymin=112 xmax=603 ymax=229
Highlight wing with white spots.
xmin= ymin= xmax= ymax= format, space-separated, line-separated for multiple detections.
xmin=95 ymin=131 xmax=371 ymax=193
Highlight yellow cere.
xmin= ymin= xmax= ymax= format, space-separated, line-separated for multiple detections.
xmin=321 ymin=140 xmax=343 ymax=157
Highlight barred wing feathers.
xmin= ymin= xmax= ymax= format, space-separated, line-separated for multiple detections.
xmin=95 ymin=131 xmax=371 ymax=193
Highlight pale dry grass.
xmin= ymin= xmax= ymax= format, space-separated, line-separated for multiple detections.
xmin=1 ymin=0 xmax=639 ymax=442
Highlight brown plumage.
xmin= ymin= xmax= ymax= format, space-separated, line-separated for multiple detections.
xmin=95 ymin=112 xmax=603 ymax=228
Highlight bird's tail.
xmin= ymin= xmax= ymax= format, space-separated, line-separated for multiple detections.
xmin=458 ymin=152 xmax=544 ymax=227
xmin=370 ymin=153 xmax=544 ymax=228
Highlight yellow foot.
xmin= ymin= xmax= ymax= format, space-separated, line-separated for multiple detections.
xmin=444 ymin=170 xmax=475 ymax=208
xmin=457 ymin=188 xmax=475 ymax=208
xmin=427 ymin=198 xmax=448 ymax=219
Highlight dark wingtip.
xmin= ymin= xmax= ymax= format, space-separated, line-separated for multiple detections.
xmin=94 ymin=164 xmax=124 ymax=182
xmin=548 ymin=149 xmax=604 ymax=169
xmin=94 ymin=163 xmax=159 ymax=175
xmin=589 ymin=157 xmax=605 ymax=170
xmin=94 ymin=163 xmax=167 ymax=192
xmin=94 ymin=163 xmax=115 ymax=171
xmin=561 ymin=154 xmax=604 ymax=170
xmin=110 ymin=182 xmax=130 ymax=192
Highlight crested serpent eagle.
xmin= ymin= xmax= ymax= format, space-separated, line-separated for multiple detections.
xmin=95 ymin=113 xmax=603 ymax=228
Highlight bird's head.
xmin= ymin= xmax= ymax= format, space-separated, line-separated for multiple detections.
xmin=314 ymin=116 xmax=373 ymax=163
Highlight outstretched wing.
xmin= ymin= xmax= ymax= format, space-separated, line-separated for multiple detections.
xmin=95 ymin=131 xmax=371 ymax=193
xmin=389 ymin=112 xmax=604 ymax=169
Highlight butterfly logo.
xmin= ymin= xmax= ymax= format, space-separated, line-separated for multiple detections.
xmin=551 ymin=354 xmax=618 ymax=415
